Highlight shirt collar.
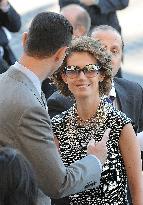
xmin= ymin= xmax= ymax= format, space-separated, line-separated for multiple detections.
xmin=14 ymin=61 xmax=41 ymax=96
xmin=109 ymin=81 xmax=116 ymax=98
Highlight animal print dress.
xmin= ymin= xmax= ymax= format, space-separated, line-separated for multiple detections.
xmin=52 ymin=99 xmax=132 ymax=205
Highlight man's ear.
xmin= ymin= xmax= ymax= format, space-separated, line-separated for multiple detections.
xmin=22 ymin=32 xmax=28 ymax=48
xmin=54 ymin=47 xmax=67 ymax=63
xmin=75 ymin=25 xmax=86 ymax=37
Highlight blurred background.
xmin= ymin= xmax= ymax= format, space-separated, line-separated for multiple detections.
xmin=9 ymin=0 xmax=143 ymax=86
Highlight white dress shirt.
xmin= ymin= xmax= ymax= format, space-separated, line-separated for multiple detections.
xmin=137 ymin=132 xmax=143 ymax=151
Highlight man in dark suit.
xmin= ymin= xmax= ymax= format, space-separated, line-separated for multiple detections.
xmin=47 ymin=25 xmax=143 ymax=133
xmin=91 ymin=25 xmax=143 ymax=204
xmin=60 ymin=4 xmax=91 ymax=37
xmin=0 ymin=0 xmax=21 ymax=69
xmin=91 ymin=25 xmax=143 ymax=133
xmin=0 ymin=12 xmax=109 ymax=205
xmin=59 ymin=0 xmax=129 ymax=34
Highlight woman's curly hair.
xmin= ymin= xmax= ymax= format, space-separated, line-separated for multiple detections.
xmin=52 ymin=36 xmax=112 ymax=97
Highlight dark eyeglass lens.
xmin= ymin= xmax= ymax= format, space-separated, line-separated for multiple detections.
xmin=65 ymin=64 xmax=100 ymax=78
xmin=85 ymin=64 xmax=99 ymax=71
xmin=84 ymin=65 xmax=100 ymax=77
xmin=65 ymin=66 xmax=78 ymax=78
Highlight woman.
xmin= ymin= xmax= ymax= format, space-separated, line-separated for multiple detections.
xmin=51 ymin=36 xmax=143 ymax=204
xmin=0 ymin=147 xmax=38 ymax=205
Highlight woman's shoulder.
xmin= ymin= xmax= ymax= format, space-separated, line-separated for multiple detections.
xmin=107 ymin=104 xmax=132 ymax=128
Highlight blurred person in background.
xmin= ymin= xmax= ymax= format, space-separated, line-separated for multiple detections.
xmin=61 ymin=4 xmax=91 ymax=37
xmin=91 ymin=25 xmax=143 ymax=134
xmin=0 ymin=0 xmax=21 ymax=73
xmin=0 ymin=146 xmax=38 ymax=205
xmin=91 ymin=26 xmax=143 ymax=181
xmin=42 ymin=4 xmax=91 ymax=100
xmin=59 ymin=0 xmax=129 ymax=34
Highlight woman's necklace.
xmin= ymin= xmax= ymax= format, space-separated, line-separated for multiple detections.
xmin=75 ymin=98 xmax=108 ymax=128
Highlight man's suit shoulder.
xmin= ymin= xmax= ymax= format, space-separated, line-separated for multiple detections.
xmin=0 ymin=67 xmax=45 ymax=117
xmin=114 ymin=77 xmax=143 ymax=92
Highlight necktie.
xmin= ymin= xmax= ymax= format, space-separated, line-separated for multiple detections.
xmin=109 ymin=96 xmax=115 ymax=103
xmin=105 ymin=96 xmax=115 ymax=105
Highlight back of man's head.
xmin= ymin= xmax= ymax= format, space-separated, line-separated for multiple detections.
xmin=24 ymin=12 xmax=73 ymax=58
xmin=61 ymin=4 xmax=91 ymax=36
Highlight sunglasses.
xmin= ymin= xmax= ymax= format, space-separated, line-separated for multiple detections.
xmin=64 ymin=64 xmax=101 ymax=79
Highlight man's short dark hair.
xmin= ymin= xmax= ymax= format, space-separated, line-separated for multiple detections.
xmin=24 ymin=12 xmax=73 ymax=58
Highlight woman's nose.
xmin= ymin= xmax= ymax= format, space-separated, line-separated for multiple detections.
xmin=78 ymin=70 xmax=87 ymax=79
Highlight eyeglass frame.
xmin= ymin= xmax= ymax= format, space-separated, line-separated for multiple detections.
xmin=64 ymin=64 xmax=101 ymax=79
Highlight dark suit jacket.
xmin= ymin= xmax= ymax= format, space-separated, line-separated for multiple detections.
xmin=59 ymin=0 xmax=129 ymax=33
xmin=0 ymin=58 xmax=9 ymax=74
xmin=114 ymin=78 xmax=143 ymax=132
xmin=47 ymin=77 xmax=143 ymax=133
xmin=0 ymin=4 xmax=21 ymax=65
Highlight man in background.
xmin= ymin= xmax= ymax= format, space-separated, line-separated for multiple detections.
xmin=59 ymin=0 xmax=129 ymax=33
xmin=91 ymin=25 xmax=143 ymax=134
xmin=61 ymin=4 xmax=91 ymax=37
xmin=0 ymin=0 xmax=21 ymax=71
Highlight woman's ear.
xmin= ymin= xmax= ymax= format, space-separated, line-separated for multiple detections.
xmin=99 ymin=74 xmax=105 ymax=82
xmin=61 ymin=73 xmax=68 ymax=84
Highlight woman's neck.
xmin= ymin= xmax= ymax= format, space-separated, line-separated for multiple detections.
xmin=76 ymin=96 xmax=100 ymax=121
